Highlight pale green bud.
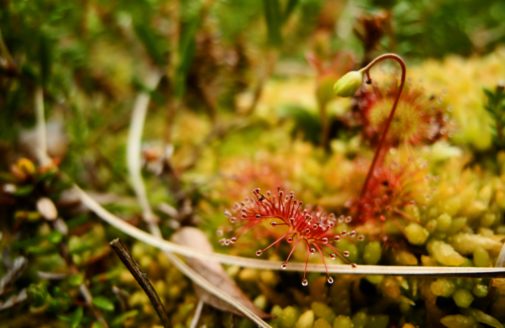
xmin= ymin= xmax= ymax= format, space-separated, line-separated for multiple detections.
xmin=333 ymin=70 xmax=363 ymax=97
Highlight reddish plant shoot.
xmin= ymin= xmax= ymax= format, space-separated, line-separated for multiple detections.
xmin=350 ymin=157 xmax=430 ymax=225
xmin=221 ymin=188 xmax=360 ymax=286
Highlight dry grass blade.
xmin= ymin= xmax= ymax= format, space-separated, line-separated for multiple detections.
xmin=0 ymin=257 xmax=27 ymax=296
xmin=124 ymin=71 xmax=271 ymax=328
xmin=34 ymin=87 xmax=51 ymax=167
xmin=0 ymin=289 xmax=27 ymax=311
xmin=75 ymin=185 xmax=505 ymax=277
xmin=126 ymin=70 xmax=162 ymax=228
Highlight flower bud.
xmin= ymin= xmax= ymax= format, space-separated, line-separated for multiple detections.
xmin=333 ymin=70 xmax=363 ymax=97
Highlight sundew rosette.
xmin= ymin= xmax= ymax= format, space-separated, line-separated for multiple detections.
xmin=220 ymin=188 xmax=362 ymax=286
xmin=354 ymin=81 xmax=451 ymax=147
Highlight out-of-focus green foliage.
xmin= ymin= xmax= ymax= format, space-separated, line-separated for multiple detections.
xmin=2 ymin=0 xmax=505 ymax=327
xmin=366 ymin=0 xmax=505 ymax=58
xmin=484 ymin=84 xmax=505 ymax=151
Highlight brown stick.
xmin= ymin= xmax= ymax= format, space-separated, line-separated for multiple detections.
xmin=110 ymin=238 xmax=170 ymax=327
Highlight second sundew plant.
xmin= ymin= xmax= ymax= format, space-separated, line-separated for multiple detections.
xmin=221 ymin=53 xmax=429 ymax=285
xmin=355 ymin=81 xmax=450 ymax=147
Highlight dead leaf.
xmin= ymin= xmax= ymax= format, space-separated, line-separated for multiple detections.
xmin=36 ymin=197 xmax=58 ymax=221
xmin=172 ymin=227 xmax=269 ymax=319
xmin=19 ymin=119 xmax=68 ymax=160
xmin=0 ymin=257 xmax=27 ymax=296
xmin=0 ymin=289 xmax=27 ymax=311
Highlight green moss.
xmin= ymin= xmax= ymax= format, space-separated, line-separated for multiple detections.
xmin=453 ymin=289 xmax=474 ymax=308
xmin=404 ymin=223 xmax=430 ymax=245
xmin=431 ymin=279 xmax=455 ymax=297
xmin=295 ymin=310 xmax=315 ymax=328
xmin=363 ymin=241 xmax=382 ymax=264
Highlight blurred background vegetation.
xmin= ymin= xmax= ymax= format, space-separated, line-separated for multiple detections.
xmin=2 ymin=0 xmax=505 ymax=171
xmin=2 ymin=0 xmax=505 ymax=326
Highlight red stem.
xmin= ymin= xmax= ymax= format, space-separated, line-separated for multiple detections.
xmin=358 ymin=54 xmax=407 ymax=209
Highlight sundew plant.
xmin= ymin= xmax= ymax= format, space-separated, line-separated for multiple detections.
xmin=2 ymin=1 xmax=505 ymax=327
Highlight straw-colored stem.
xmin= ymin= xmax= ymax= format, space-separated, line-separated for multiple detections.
xmin=126 ymin=70 xmax=162 ymax=228
xmin=75 ymin=185 xmax=505 ymax=278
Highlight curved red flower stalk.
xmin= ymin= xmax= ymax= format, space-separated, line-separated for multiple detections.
xmin=357 ymin=54 xmax=406 ymax=222
xmin=221 ymin=188 xmax=360 ymax=286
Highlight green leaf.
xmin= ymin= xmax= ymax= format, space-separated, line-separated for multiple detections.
xmin=67 ymin=273 xmax=84 ymax=287
xmin=59 ymin=307 xmax=83 ymax=328
xmin=263 ymin=0 xmax=282 ymax=45
xmin=467 ymin=309 xmax=503 ymax=328
xmin=111 ymin=310 xmax=139 ymax=327
xmin=13 ymin=185 xmax=34 ymax=196
xmin=38 ymin=34 xmax=52 ymax=86
xmin=174 ymin=6 xmax=201 ymax=98
xmin=134 ymin=24 xmax=166 ymax=66
xmin=47 ymin=231 xmax=63 ymax=244
xmin=27 ymin=283 xmax=49 ymax=307
xmin=283 ymin=0 xmax=299 ymax=22
xmin=92 ymin=296 xmax=115 ymax=312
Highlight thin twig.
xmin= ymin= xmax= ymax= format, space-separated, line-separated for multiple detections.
xmin=110 ymin=238 xmax=170 ymax=327
xmin=74 ymin=185 xmax=505 ymax=278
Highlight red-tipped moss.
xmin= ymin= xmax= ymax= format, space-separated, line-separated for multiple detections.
xmin=221 ymin=188 xmax=359 ymax=286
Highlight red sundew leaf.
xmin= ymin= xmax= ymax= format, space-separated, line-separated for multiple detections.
xmin=222 ymin=188 xmax=360 ymax=286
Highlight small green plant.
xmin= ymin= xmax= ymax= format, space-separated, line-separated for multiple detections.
xmin=484 ymin=83 xmax=505 ymax=150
